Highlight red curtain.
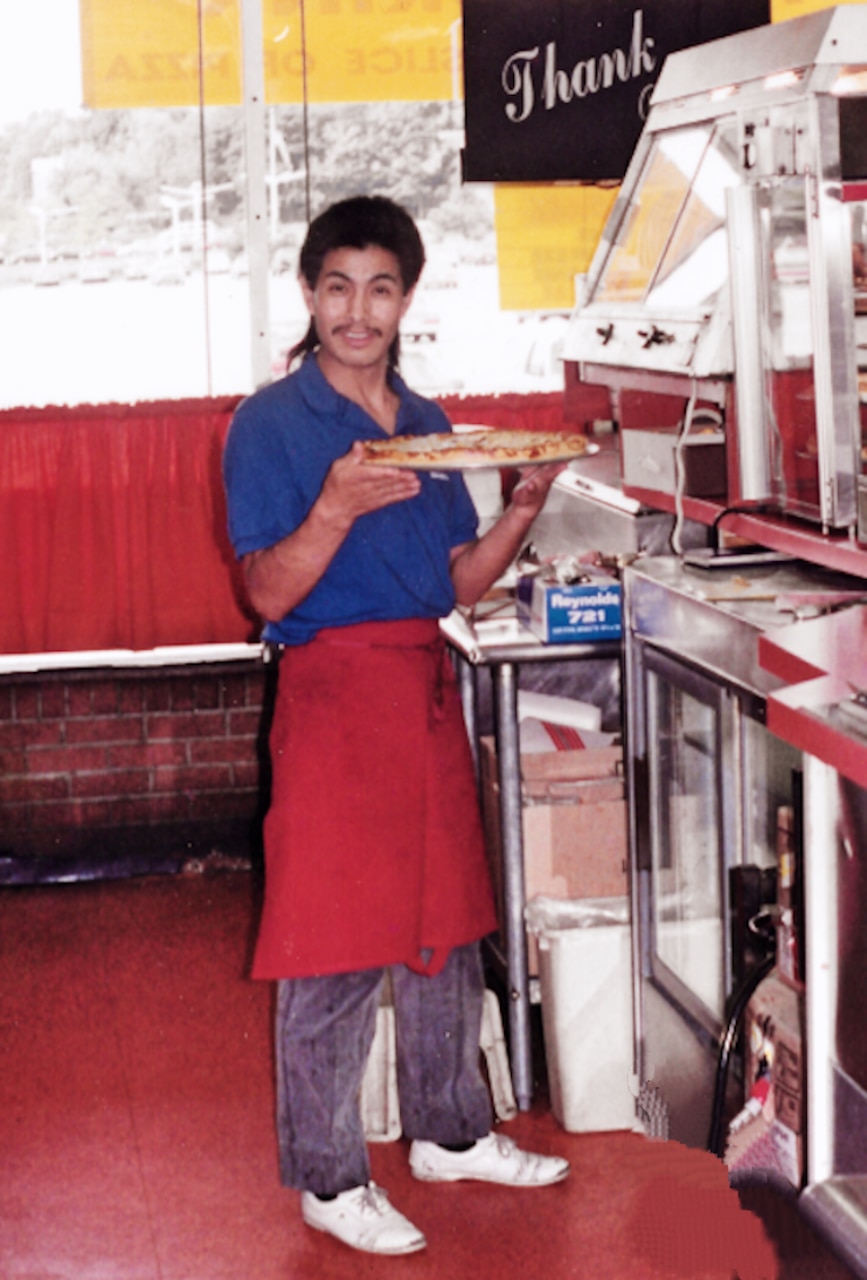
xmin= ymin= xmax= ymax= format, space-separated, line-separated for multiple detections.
xmin=0 ymin=392 xmax=571 ymax=656
xmin=436 ymin=391 xmax=574 ymax=433
xmin=0 ymin=399 xmax=257 ymax=654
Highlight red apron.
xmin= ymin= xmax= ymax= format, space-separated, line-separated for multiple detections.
xmin=251 ymin=618 xmax=497 ymax=980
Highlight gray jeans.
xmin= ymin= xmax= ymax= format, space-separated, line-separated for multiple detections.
xmin=275 ymin=941 xmax=494 ymax=1194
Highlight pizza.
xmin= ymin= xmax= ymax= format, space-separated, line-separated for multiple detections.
xmin=361 ymin=428 xmax=589 ymax=470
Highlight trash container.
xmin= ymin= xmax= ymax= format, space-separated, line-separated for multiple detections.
xmin=525 ymin=894 xmax=636 ymax=1133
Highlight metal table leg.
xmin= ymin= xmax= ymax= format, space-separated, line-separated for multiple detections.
xmin=452 ymin=648 xmax=480 ymax=783
xmin=492 ymin=661 xmax=533 ymax=1110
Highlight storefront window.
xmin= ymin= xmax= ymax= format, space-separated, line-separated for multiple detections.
xmin=0 ymin=0 xmax=573 ymax=409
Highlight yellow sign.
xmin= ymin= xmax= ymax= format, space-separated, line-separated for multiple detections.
xmin=494 ymin=184 xmax=618 ymax=312
xmin=286 ymin=0 xmax=462 ymax=104
xmin=770 ymin=0 xmax=861 ymax=20
xmin=80 ymin=0 xmax=462 ymax=109
xmin=79 ymin=0 xmax=238 ymax=109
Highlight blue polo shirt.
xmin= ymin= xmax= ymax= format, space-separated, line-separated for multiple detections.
xmin=223 ymin=356 xmax=479 ymax=645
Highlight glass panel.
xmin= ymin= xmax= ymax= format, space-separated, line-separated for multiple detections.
xmin=837 ymin=777 xmax=867 ymax=1090
xmin=762 ymin=179 xmax=820 ymax=512
xmin=742 ymin=716 xmax=801 ymax=871
xmin=650 ymin=671 xmax=725 ymax=1021
xmin=851 ymin=198 xmax=867 ymax=483
xmin=854 ymin=197 xmax=867 ymax=343
xmin=595 ymin=126 xmax=714 ymax=305
xmin=0 ymin=3 xmax=249 ymax=408
xmin=1 ymin=103 xmax=254 ymax=406
xmin=266 ymin=101 xmax=498 ymax=398
xmin=0 ymin=2 xmax=575 ymax=409
xmin=646 ymin=121 xmax=740 ymax=311
xmin=765 ymin=180 xmax=813 ymax=368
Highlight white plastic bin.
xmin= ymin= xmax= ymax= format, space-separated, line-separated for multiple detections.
xmin=526 ymin=894 xmax=635 ymax=1133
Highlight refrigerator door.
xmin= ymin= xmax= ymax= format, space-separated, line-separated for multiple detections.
xmin=645 ymin=647 xmax=731 ymax=1034
xmin=632 ymin=626 xmax=800 ymax=1147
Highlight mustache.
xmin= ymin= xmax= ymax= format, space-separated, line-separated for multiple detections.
xmin=332 ymin=322 xmax=383 ymax=336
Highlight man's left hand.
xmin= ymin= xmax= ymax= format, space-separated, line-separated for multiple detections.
xmin=509 ymin=462 xmax=567 ymax=516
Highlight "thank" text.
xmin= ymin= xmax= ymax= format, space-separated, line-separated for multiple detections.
xmin=501 ymin=9 xmax=657 ymax=124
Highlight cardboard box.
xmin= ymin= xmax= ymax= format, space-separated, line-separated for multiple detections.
xmin=725 ymin=1113 xmax=804 ymax=1190
xmin=745 ymin=974 xmax=805 ymax=1136
xmin=517 ymin=740 xmax=623 ymax=784
xmin=516 ymin=574 xmax=622 ymax=643
xmin=480 ymin=736 xmax=628 ymax=972
xmin=740 ymin=970 xmax=806 ymax=1187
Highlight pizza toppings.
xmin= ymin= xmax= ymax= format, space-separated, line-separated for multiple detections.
xmin=360 ymin=429 xmax=588 ymax=470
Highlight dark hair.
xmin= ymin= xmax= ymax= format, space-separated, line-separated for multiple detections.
xmin=287 ymin=195 xmax=425 ymax=371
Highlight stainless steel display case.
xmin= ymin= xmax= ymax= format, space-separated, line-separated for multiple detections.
xmin=562 ymin=6 xmax=867 ymax=533
xmin=623 ymin=555 xmax=867 ymax=1147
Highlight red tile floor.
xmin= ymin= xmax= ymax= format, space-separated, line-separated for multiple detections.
xmin=0 ymin=870 xmax=857 ymax=1279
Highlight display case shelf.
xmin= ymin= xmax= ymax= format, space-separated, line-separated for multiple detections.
xmin=623 ymin=484 xmax=867 ymax=582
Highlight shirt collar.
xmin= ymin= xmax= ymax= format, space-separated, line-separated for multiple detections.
xmin=296 ymin=352 xmax=420 ymax=436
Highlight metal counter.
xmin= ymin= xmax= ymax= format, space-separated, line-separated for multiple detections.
xmin=440 ymin=601 xmax=621 ymax=1111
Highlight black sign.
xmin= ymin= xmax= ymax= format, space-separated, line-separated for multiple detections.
xmin=462 ymin=0 xmax=771 ymax=183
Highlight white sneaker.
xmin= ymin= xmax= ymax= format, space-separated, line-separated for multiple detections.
xmin=409 ymin=1132 xmax=569 ymax=1187
xmin=300 ymin=1182 xmax=427 ymax=1255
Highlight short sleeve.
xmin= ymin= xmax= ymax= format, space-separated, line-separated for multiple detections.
xmin=222 ymin=396 xmax=306 ymax=558
xmin=448 ymin=473 xmax=480 ymax=547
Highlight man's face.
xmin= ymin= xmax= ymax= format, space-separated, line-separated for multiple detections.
xmin=301 ymin=244 xmax=414 ymax=374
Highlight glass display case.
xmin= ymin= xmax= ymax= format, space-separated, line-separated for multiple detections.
xmin=563 ymin=6 xmax=867 ymax=534
xmin=624 ymin=556 xmax=832 ymax=1147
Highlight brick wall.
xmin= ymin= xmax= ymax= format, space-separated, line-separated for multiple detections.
xmin=0 ymin=659 xmax=274 ymax=874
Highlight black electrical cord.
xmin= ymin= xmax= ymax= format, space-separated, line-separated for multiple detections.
xmin=710 ymin=502 xmax=784 ymax=553
xmin=707 ymin=942 xmax=777 ymax=1159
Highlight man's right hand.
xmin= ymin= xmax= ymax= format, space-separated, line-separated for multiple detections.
xmin=319 ymin=441 xmax=421 ymax=528
xmin=242 ymin=441 xmax=421 ymax=622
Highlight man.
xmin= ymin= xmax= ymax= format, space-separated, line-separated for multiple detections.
xmin=223 ymin=195 xmax=569 ymax=1257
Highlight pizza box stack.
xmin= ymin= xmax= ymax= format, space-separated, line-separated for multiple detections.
xmin=516 ymin=566 xmax=622 ymax=643
xmin=480 ymin=692 xmax=628 ymax=977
